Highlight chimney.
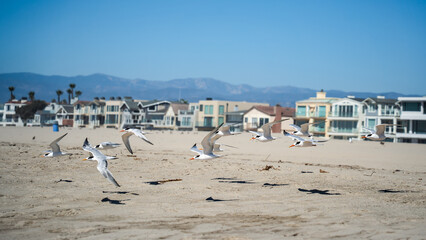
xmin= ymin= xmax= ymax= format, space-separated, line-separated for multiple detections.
xmin=316 ymin=89 xmax=326 ymax=99
xmin=272 ymin=106 xmax=282 ymax=133
xmin=347 ymin=95 xmax=355 ymax=99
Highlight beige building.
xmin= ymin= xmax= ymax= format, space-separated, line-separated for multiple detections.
xmin=196 ymin=99 xmax=268 ymax=129
xmin=244 ymin=105 xmax=295 ymax=133
xmin=295 ymin=91 xmax=339 ymax=137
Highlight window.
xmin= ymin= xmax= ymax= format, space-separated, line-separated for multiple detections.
xmin=234 ymin=105 xmax=239 ymax=111
xmin=244 ymin=117 xmax=248 ymax=123
xmin=219 ymin=105 xmax=224 ymax=115
xmin=204 ymin=105 xmax=213 ymax=114
xmin=296 ymin=106 xmax=306 ymax=117
xmin=367 ymin=119 xmax=376 ymax=129
xmin=318 ymin=106 xmax=326 ymax=117
xmin=199 ymin=104 xmax=203 ymax=112
xmin=402 ymin=102 xmax=421 ymax=112
xmin=204 ymin=117 xmax=213 ymax=127
xmin=148 ymin=105 xmax=156 ymax=111
xmin=218 ymin=117 xmax=224 ymax=125
xmin=368 ymin=104 xmax=377 ymax=112
xmin=252 ymin=117 xmax=258 ymax=127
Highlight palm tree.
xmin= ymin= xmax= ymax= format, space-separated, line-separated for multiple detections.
xmin=69 ymin=83 xmax=76 ymax=98
xmin=56 ymin=90 xmax=63 ymax=103
xmin=75 ymin=90 xmax=82 ymax=99
xmin=28 ymin=91 xmax=35 ymax=102
xmin=8 ymin=86 xmax=15 ymax=101
xmin=66 ymin=89 xmax=72 ymax=104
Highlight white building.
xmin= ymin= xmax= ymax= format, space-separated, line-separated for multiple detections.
xmin=0 ymin=99 xmax=30 ymax=127
xmin=328 ymin=97 xmax=365 ymax=140
xmin=396 ymin=97 xmax=426 ymax=143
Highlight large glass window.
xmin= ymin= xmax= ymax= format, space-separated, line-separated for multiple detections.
xmin=318 ymin=106 xmax=326 ymax=117
xmin=219 ymin=105 xmax=224 ymax=115
xmin=204 ymin=105 xmax=213 ymax=114
xmin=368 ymin=119 xmax=376 ymax=129
xmin=218 ymin=117 xmax=224 ymax=125
xmin=296 ymin=106 xmax=306 ymax=117
xmin=403 ymin=102 xmax=421 ymax=112
xmin=204 ymin=117 xmax=213 ymax=127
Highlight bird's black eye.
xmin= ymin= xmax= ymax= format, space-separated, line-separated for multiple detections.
xmin=196 ymin=155 xmax=200 ymax=158
xmin=296 ymin=141 xmax=301 ymax=145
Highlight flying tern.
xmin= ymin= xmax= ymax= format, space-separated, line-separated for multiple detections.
xmin=362 ymin=124 xmax=398 ymax=142
xmin=95 ymin=142 xmax=121 ymax=150
xmin=82 ymin=138 xmax=120 ymax=187
xmin=190 ymin=123 xmax=224 ymax=160
xmin=120 ymin=128 xmax=153 ymax=154
xmin=42 ymin=133 xmax=71 ymax=157
xmin=250 ymin=119 xmax=289 ymax=142
xmin=283 ymin=130 xmax=328 ymax=148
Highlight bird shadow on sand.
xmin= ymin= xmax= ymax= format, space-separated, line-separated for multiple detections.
xmin=101 ymin=197 xmax=129 ymax=205
xmin=298 ymin=188 xmax=341 ymax=195
xmin=378 ymin=189 xmax=419 ymax=193
xmin=54 ymin=179 xmax=73 ymax=183
xmin=213 ymin=178 xmax=256 ymax=184
xmin=206 ymin=197 xmax=238 ymax=202
xmin=144 ymin=179 xmax=183 ymax=185
xmin=102 ymin=191 xmax=139 ymax=196
xmin=263 ymin=183 xmax=289 ymax=187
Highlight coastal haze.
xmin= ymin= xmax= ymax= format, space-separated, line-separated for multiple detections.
xmin=0 ymin=72 xmax=419 ymax=106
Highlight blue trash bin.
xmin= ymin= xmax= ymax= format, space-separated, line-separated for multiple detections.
xmin=53 ymin=121 xmax=59 ymax=132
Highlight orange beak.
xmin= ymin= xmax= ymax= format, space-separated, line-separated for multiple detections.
xmin=120 ymin=130 xmax=125 ymax=132
xmin=250 ymin=137 xmax=256 ymax=140
xmin=289 ymin=145 xmax=295 ymax=148
xmin=189 ymin=157 xmax=194 ymax=160
xmin=361 ymin=136 xmax=366 ymax=139
xmin=82 ymin=158 xmax=87 ymax=161
xmin=41 ymin=155 xmax=45 ymax=157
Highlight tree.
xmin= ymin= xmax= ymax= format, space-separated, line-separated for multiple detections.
xmin=69 ymin=83 xmax=76 ymax=99
xmin=75 ymin=90 xmax=82 ymax=98
xmin=179 ymin=99 xmax=188 ymax=104
xmin=56 ymin=90 xmax=63 ymax=103
xmin=66 ymin=89 xmax=73 ymax=104
xmin=8 ymin=86 xmax=15 ymax=101
xmin=15 ymin=100 xmax=47 ymax=126
xmin=28 ymin=91 xmax=35 ymax=102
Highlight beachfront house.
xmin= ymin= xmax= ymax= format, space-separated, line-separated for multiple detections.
xmin=88 ymin=99 xmax=106 ymax=128
xmin=362 ymin=97 xmax=400 ymax=142
xmin=243 ymin=105 xmax=295 ymax=133
xmin=73 ymin=101 xmax=90 ymax=128
xmin=0 ymin=99 xmax=30 ymax=127
xmin=396 ymin=97 xmax=426 ymax=143
xmin=328 ymin=97 xmax=365 ymax=140
xmin=55 ymin=105 xmax=74 ymax=127
xmin=196 ymin=99 xmax=269 ymax=130
xmin=294 ymin=90 xmax=339 ymax=137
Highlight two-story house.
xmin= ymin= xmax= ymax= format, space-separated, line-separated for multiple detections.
xmin=295 ymin=90 xmax=339 ymax=137
xmin=362 ymin=97 xmax=400 ymax=142
xmin=243 ymin=105 xmax=295 ymax=133
xmin=328 ymin=97 xmax=364 ymax=140
xmin=1 ymin=99 xmax=30 ymax=127
xmin=396 ymin=97 xmax=426 ymax=143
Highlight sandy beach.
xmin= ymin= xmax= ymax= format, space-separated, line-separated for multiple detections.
xmin=0 ymin=126 xmax=425 ymax=239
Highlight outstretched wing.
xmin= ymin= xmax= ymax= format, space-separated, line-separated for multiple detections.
xmin=201 ymin=123 xmax=224 ymax=155
xmin=133 ymin=129 xmax=154 ymax=145
xmin=289 ymin=124 xmax=301 ymax=132
xmin=363 ymin=127 xmax=376 ymax=134
xmin=190 ymin=143 xmax=203 ymax=154
xmin=50 ymin=133 xmax=68 ymax=153
xmin=283 ymin=130 xmax=307 ymax=142
xmin=121 ymin=132 xmax=134 ymax=154
xmin=83 ymin=138 xmax=106 ymax=160
xmin=261 ymin=119 xmax=289 ymax=138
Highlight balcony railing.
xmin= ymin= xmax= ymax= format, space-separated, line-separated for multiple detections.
xmin=328 ymin=127 xmax=359 ymax=134
xmin=330 ymin=112 xmax=359 ymax=118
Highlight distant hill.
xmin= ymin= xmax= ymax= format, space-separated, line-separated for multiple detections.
xmin=0 ymin=72 xmax=420 ymax=106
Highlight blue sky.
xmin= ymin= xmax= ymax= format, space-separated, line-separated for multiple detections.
xmin=0 ymin=0 xmax=425 ymax=94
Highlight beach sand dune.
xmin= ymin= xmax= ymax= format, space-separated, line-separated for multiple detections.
xmin=0 ymin=127 xmax=425 ymax=239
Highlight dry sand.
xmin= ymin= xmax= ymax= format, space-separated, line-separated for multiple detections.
xmin=0 ymin=126 xmax=425 ymax=239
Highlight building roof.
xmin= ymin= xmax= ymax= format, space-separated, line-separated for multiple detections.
xmin=122 ymin=99 xmax=139 ymax=111
xmin=170 ymin=103 xmax=189 ymax=115
xmin=248 ymin=105 xmax=295 ymax=117
xmin=363 ymin=97 xmax=398 ymax=105
xmin=297 ymin=98 xmax=339 ymax=104
xmin=60 ymin=105 xmax=74 ymax=113
xmin=73 ymin=100 xmax=91 ymax=106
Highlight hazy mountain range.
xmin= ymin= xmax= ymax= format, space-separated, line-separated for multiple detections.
xmin=0 ymin=72 xmax=420 ymax=107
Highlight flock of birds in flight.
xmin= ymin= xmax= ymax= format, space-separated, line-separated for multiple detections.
xmin=41 ymin=121 xmax=398 ymax=187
